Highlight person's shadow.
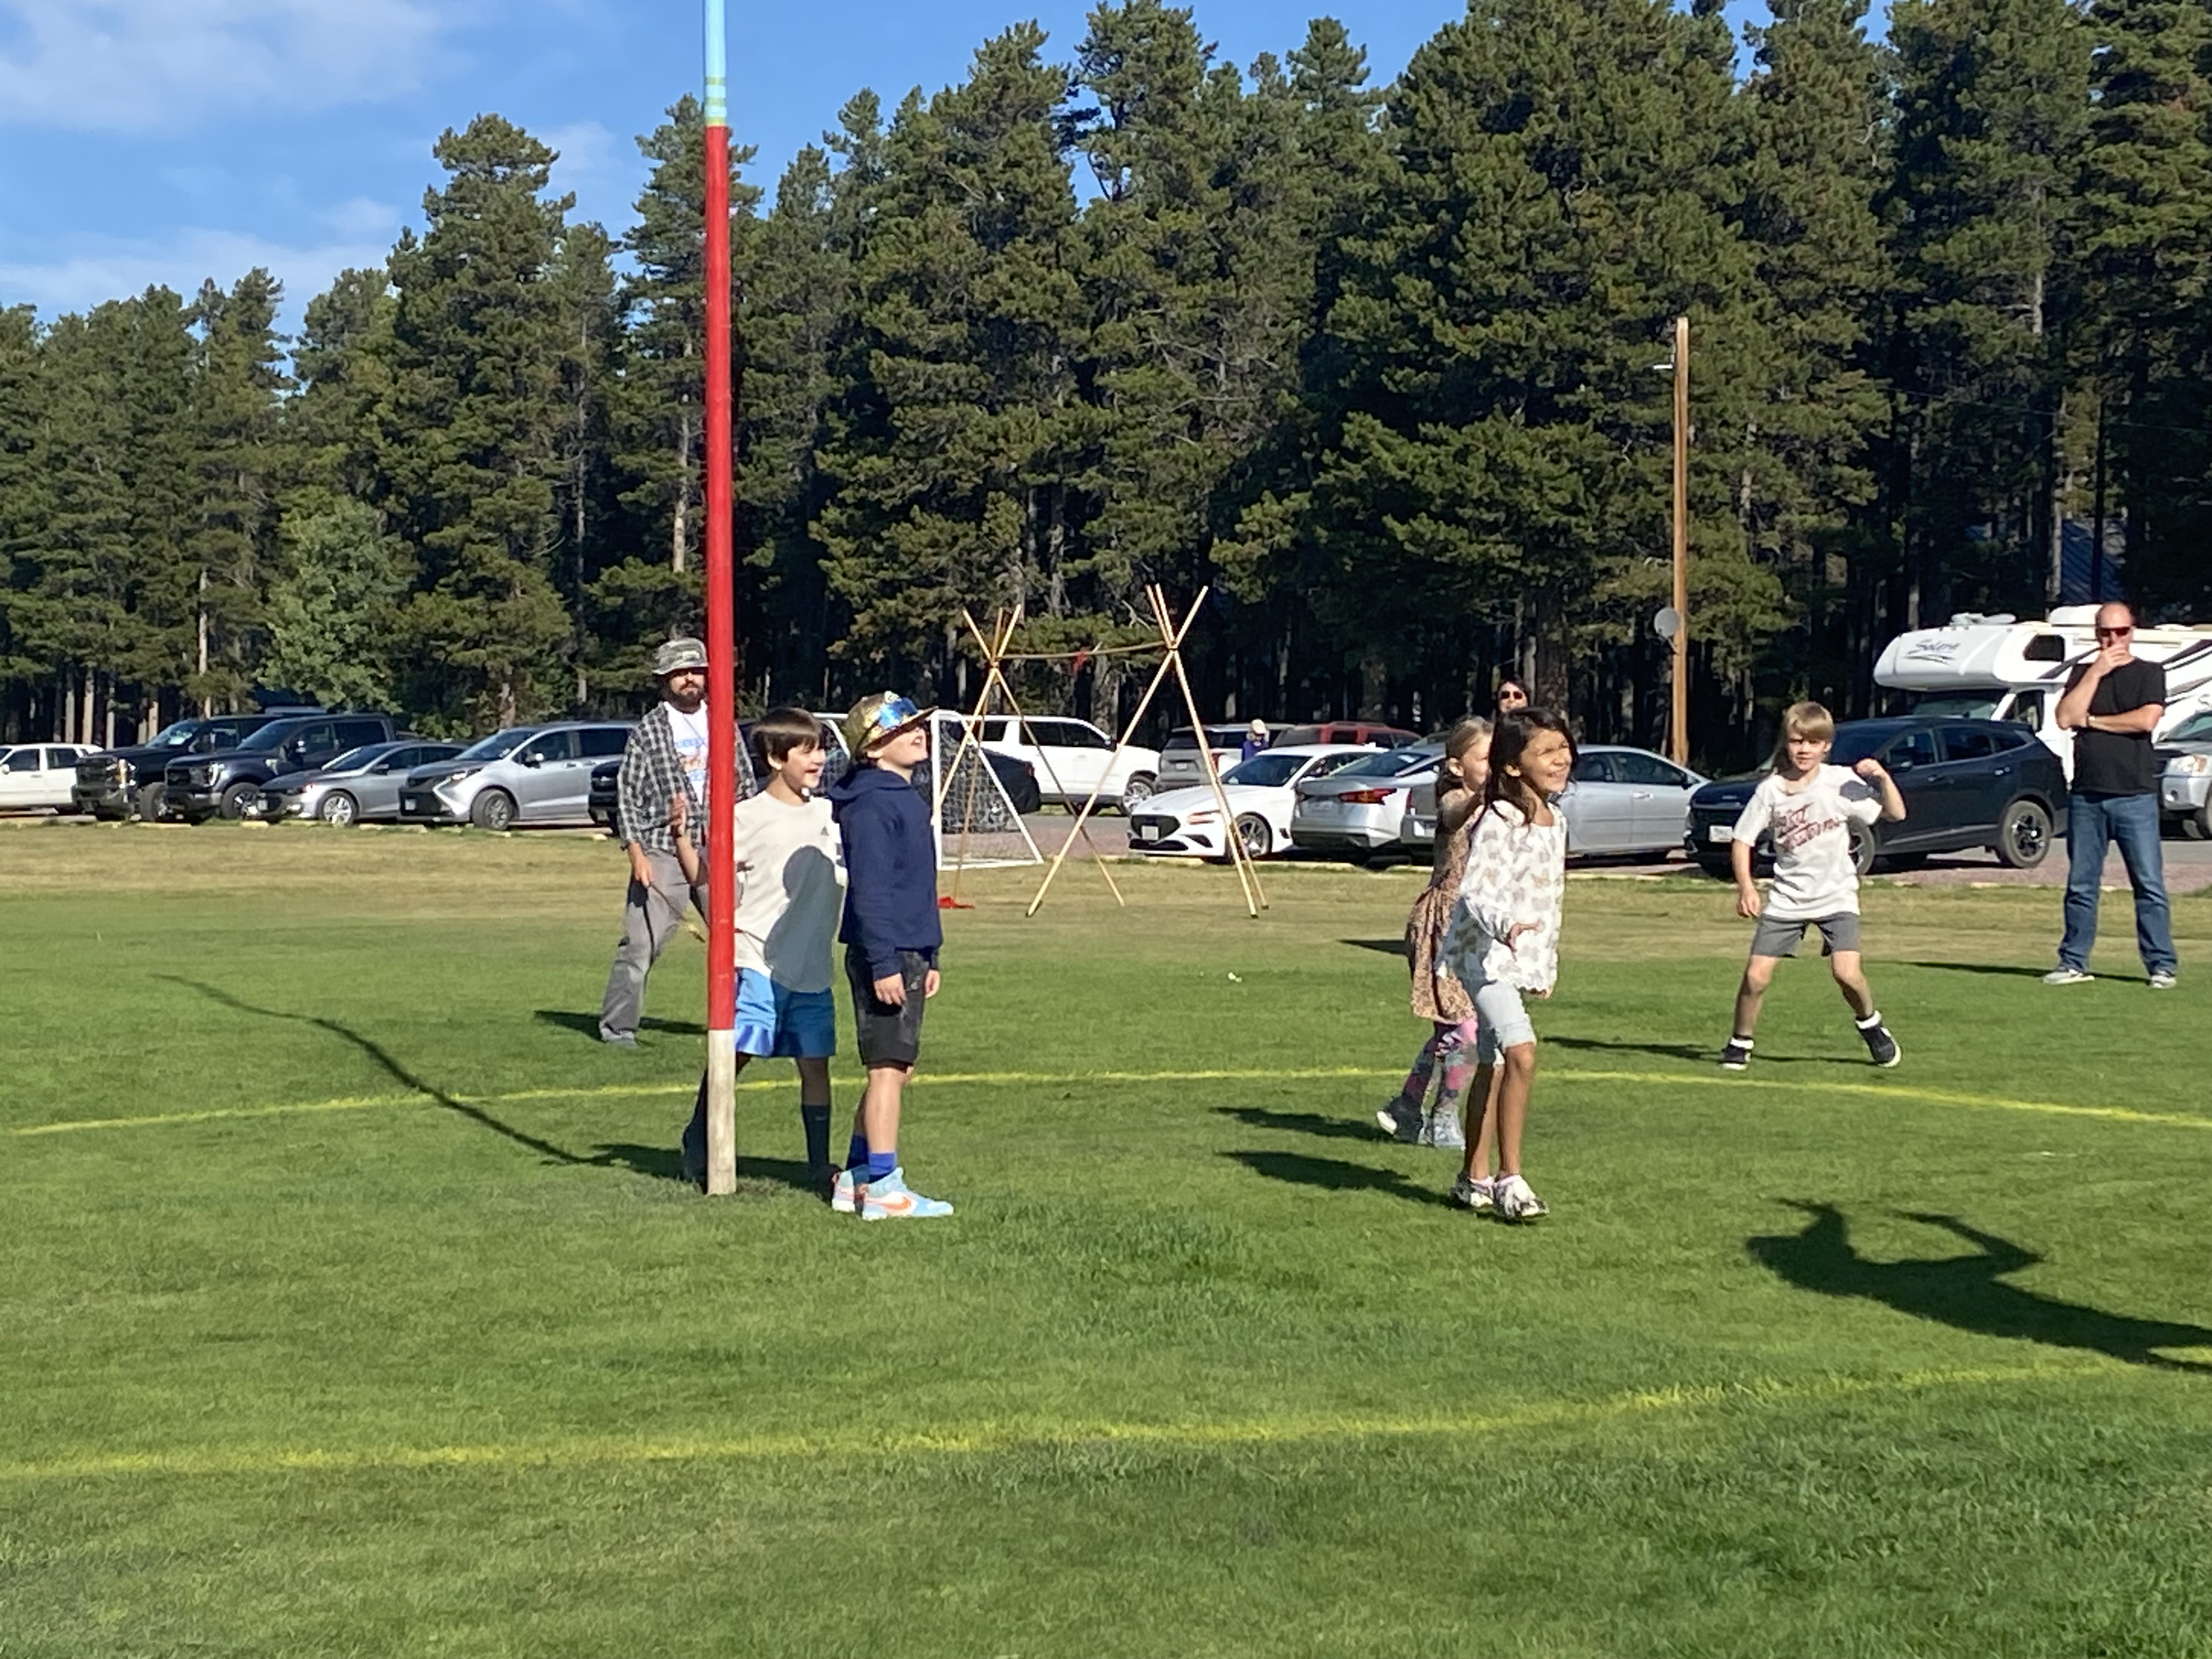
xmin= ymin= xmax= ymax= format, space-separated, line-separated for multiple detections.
xmin=1747 ymin=1203 xmax=2212 ymax=1374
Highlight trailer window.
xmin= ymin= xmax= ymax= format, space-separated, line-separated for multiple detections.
xmin=2023 ymin=634 xmax=2066 ymax=661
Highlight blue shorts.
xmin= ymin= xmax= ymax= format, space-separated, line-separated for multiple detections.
xmin=732 ymin=969 xmax=836 ymax=1059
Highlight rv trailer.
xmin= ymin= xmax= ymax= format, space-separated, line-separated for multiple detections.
xmin=1874 ymin=607 xmax=2212 ymax=776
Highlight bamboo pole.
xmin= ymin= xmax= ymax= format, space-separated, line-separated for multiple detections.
xmin=1152 ymin=584 xmax=1263 ymax=917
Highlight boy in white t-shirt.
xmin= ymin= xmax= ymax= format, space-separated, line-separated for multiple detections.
xmin=673 ymin=708 xmax=847 ymax=1191
xmin=1721 ymin=701 xmax=1907 ymax=1071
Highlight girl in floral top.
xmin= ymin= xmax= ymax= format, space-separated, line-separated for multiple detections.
xmin=1442 ymin=709 xmax=1575 ymax=1222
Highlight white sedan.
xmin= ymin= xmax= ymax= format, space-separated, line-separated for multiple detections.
xmin=0 ymin=743 xmax=97 ymax=813
xmin=1126 ymin=744 xmax=1378 ymax=860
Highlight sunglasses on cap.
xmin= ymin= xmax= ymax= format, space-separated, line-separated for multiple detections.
xmin=864 ymin=696 xmax=926 ymax=737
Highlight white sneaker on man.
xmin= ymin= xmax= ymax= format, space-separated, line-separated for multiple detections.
xmin=2041 ymin=967 xmax=2094 ymax=986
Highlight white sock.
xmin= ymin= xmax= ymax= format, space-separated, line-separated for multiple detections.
xmin=1855 ymin=1012 xmax=1882 ymax=1030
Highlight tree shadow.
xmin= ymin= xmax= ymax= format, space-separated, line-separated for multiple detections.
xmin=1899 ymin=961 xmax=2053 ymax=980
xmin=1212 ymin=1105 xmax=1381 ymax=1143
xmin=534 ymin=1008 xmax=707 ymax=1040
xmin=159 ymin=975 xmax=586 ymax=1168
xmin=1746 ymin=1202 xmax=2212 ymax=1374
xmin=1224 ymin=1149 xmax=1443 ymax=1207
xmin=1338 ymin=938 xmax=1409 ymax=958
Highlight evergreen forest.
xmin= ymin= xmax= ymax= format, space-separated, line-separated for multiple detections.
xmin=3 ymin=0 xmax=2209 ymax=765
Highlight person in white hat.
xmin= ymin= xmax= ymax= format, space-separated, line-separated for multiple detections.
xmin=599 ymin=637 xmax=715 ymax=1045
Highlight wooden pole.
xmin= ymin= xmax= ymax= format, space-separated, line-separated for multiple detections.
xmin=1670 ymin=313 xmax=1690 ymax=769
xmin=1153 ymin=584 xmax=1263 ymax=917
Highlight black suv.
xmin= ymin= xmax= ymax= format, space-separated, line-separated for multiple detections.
xmin=165 ymin=713 xmax=402 ymax=823
xmin=1685 ymin=716 xmax=2068 ymax=877
xmin=72 ymin=709 xmax=319 ymax=821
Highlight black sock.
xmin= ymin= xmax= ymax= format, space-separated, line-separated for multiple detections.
xmin=800 ymin=1103 xmax=832 ymax=1169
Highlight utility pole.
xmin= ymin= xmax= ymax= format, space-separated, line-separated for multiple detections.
xmin=1669 ymin=314 xmax=1690 ymax=768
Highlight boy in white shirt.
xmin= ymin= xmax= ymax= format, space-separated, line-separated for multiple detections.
xmin=673 ymin=708 xmax=847 ymax=1190
xmin=1721 ymin=701 xmax=1907 ymax=1071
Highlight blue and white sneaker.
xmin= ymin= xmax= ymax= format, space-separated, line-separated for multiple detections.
xmin=831 ymin=1169 xmax=860 ymax=1214
xmin=1376 ymin=1096 xmax=1424 ymax=1142
xmin=859 ymin=1168 xmax=953 ymax=1220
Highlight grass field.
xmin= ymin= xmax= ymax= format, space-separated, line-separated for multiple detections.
xmin=3 ymin=821 xmax=2210 ymax=1658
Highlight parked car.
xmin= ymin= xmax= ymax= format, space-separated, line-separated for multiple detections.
xmin=400 ymin=722 xmax=633 ymax=830
xmin=1401 ymin=744 xmax=1707 ymax=860
xmin=165 ymin=713 xmax=402 ymax=823
xmin=1685 ymin=717 xmax=2066 ymax=877
xmin=2156 ymin=709 xmax=2212 ymax=839
xmin=258 ymin=740 xmax=466 ymax=825
xmin=1129 ymin=745 xmax=1378 ymax=860
xmin=1154 ymin=724 xmax=1272 ymax=795
xmin=0 ymin=743 xmax=97 ymax=813
xmin=1275 ymin=721 xmax=1421 ymax=750
xmin=72 ymin=709 xmax=317 ymax=820
xmin=1289 ymin=743 xmax=1442 ymax=858
xmin=975 ymin=716 xmax=1161 ymax=813
xmin=585 ymin=712 xmax=866 ymax=837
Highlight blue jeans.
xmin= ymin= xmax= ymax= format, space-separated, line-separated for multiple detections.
xmin=2059 ymin=792 xmax=2176 ymax=974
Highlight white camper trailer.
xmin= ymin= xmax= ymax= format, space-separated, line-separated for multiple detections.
xmin=1874 ymin=608 xmax=2212 ymax=775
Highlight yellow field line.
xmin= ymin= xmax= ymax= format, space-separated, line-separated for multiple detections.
xmin=9 ymin=1063 xmax=2209 ymax=1138
xmin=0 ymin=1361 xmax=2106 ymax=1485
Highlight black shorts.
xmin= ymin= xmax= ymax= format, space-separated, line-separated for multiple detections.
xmin=845 ymin=944 xmax=931 ymax=1069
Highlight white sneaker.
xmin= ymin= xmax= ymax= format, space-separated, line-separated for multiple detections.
xmin=2042 ymin=967 xmax=2094 ymax=985
xmin=1448 ymin=1173 xmax=1495 ymax=1212
xmin=830 ymin=1169 xmax=859 ymax=1214
xmin=2149 ymin=970 xmax=2177 ymax=990
xmin=1492 ymin=1173 xmax=1549 ymax=1223
xmin=1425 ymin=1108 xmax=1466 ymax=1150
xmin=1376 ymin=1096 xmax=1424 ymax=1142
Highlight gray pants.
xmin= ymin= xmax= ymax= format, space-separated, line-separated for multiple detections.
xmin=598 ymin=849 xmax=707 ymax=1041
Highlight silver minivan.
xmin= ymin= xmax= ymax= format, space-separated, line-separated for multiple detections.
xmin=399 ymin=722 xmax=633 ymax=830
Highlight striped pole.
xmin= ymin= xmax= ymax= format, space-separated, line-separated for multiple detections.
xmin=702 ymin=0 xmax=740 ymax=1195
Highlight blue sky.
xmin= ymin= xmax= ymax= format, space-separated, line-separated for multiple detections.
xmin=1 ymin=0 xmax=1788 ymax=328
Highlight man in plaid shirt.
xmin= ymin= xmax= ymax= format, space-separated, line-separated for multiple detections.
xmin=598 ymin=637 xmax=734 ymax=1045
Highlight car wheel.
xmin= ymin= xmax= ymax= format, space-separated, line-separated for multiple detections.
xmin=1848 ymin=820 xmax=1878 ymax=876
xmin=2183 ymin=806 xmax=2211 ymax=842
xmin=1120 ymin=772 xmax=1156 ymax=815
xmin=1233 ymin=814 xmax=1273 ymax=862
xmin=1994 ymin=797 xmax=2052 ymax=868
xmin=470 ymin=789 xmax=517 ymax=832
xmin=319 ymin=791 xmax=359 ymax=827
xmin=215 ymin=781 xmax=259 ymax=820
xmin=133 ymin=782 xmax=166 ymax=822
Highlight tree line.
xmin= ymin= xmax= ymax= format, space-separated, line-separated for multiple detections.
xmin=2 ymin=0 xmax=2207 ymax=765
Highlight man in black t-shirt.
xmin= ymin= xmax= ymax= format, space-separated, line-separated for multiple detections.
xmin=2047 ymin=602 xmax=2177 ymax=989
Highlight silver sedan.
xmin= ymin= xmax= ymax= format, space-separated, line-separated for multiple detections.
xmin=259 ymin=741 xmax=466 ymax=825
xmin=1401 ymin=743 xmax=1706 ymax=859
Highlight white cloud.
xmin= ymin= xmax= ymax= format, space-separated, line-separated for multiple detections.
xmin=0 ymin=224 xmax=398 ymax=327
xmin=0 ymin=0 xmax=449 ymax=132
xmin=541 ymin=119 xmax=631 ymax=231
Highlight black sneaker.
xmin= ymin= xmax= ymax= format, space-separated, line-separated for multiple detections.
xmin=1860 ymin=1021 xmax=1900 ymax=1068
xmin=1719 ymin=1038 xmax=1752 ymax=1071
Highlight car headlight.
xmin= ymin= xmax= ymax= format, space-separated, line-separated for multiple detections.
xmin=439 ymin=768 xmax=481 ymax=786
xmin=2168 ymin=755 xmax=2210 ymax=776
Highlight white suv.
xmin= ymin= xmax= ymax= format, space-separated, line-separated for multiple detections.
xmin=977 ymin=716 xmax=1160 ymax=813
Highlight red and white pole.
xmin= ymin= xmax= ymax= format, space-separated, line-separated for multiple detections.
xmin=701 ymin=0 xmax=739 ymax=1195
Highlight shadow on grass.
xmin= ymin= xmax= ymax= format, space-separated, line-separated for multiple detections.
xmin=1548 ymin=1034 xmax=1842 ymax=1067
xmin=1212 ymin=1105 xmax=1381 ymax=1143
xmin=1339 ymin=938 xmax=1409 ymax=958
xmin=1747 ymin=1202 xmax=2212 ymax=1374
xmin=584 ymin=1143 xmax=821 ymax=1197
xmin=1225 ymin=1148 xmax=1442 ymax=1207
xmin=534 ymin=1008 xmax=707 ymax=1040
xmin=1899 ymin=961 xmax=2054 ymax=980
xmin=160 ymin=975 xmax=586 ymax=1168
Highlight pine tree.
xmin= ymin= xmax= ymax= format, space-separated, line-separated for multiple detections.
xmin=817 ymin=26 xmax=1092 ymax=693
xmin=292 ymin=267 xmax=396 ymax=504
xmin=1887 ymin=0 xmax=2089 ymax=622
xmin=381 ymin=115 xmax=580 ymax=728
xmin=261 ymin=498 xmax=408 ymax=709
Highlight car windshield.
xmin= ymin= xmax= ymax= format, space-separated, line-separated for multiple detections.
xmin=457 ymin=728 xmax=536 ymax=761
xmin=1221 ymin=753 xmax=1308 ymax=787
xmin=1163 ymin=727 xmax=1243 ymax=751
xmin=1829 ymin=726 xmax=1893 ymax=766
xmin=325 ymin=745 xmax=389 ymax=772
xmin=1329 ymin=746 xmax=1438 ymax=780
xmin=234 ymin=723 xmax=298 ymax=752
xmin=2167 ymin=712 xmax=2212 ymax=744
xmin=1906 ymin=691 xmax=2003 ymax=719
xmin=146 ymin=721 xmax=199 ymax=748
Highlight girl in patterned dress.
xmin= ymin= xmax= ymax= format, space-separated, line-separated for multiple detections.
xmin=1441 ymin=709 xmax=1575 ymax=1222
xmin=1377 ymin=718 xmax=1498 ymax=1158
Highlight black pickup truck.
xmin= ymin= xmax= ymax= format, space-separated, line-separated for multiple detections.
xmin=73 ymin=709 xmax=318 ymax=821
xmin=165 ymin=712 xmax=404 ymax=823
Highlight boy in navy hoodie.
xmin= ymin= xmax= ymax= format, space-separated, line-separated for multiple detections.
xmin=827 ymin=694 xmax=952 ymax=1220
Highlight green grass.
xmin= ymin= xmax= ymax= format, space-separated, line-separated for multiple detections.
xmin=3 ymin=822 xmax=2210 ymax=1657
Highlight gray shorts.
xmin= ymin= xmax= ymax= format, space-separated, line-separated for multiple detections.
xmin=845 ymin=944 xmax=931 ymax=1069
xmin=1750 ymin=911 xmax=1860 ymax=959
xmin=1470 ymin=979 xmax=1537 ymax=1063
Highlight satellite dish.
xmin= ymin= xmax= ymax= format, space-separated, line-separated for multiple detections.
xmin=1653 ymin=607 xmax=1683 ymax=640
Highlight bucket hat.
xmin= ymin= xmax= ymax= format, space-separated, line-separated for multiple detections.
xmin=652 ymin=637 xmax=709 ymax=678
